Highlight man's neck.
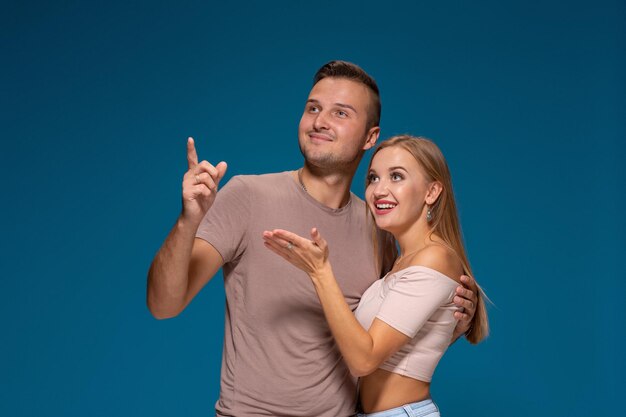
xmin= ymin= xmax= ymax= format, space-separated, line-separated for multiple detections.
xmin=295 ymin=164 xmax=356 ymax=209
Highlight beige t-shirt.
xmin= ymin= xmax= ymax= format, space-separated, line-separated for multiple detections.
xmin=354 ymin=266 xmax=458 ymax=382
xmin=196 ymin=172 xmax=378 ymax=417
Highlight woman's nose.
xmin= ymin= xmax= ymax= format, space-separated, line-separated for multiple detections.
xmin=372 ymin=180 xmax=389 ymax=197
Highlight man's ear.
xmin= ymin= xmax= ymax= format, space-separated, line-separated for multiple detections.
xmin=363 ymin=126 xmax=380 ymax=151
xmin=425 ymin=181 xmax=443 ymax=205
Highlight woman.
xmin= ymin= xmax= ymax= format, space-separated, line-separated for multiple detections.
xmin=263 ymin=135 xmax=488 ymax=416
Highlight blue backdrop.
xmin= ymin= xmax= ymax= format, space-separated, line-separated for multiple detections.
xmin=2 ymin=1 xmax=624 ymax=416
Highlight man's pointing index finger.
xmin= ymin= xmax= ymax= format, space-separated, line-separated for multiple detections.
xmin=187 ymin=137 xmax=199 ymax=169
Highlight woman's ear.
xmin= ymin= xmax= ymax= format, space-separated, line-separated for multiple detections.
xmin=425 ymin=181 xmax=443 ymax=205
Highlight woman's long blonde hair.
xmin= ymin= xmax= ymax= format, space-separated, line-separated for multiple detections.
xmin=367 ymin=135 xmax=489 ymax=344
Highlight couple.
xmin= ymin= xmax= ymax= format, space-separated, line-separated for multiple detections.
xmin=147 ymin=61 xmax=488 ymax=416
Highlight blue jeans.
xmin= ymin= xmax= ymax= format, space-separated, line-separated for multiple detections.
xmin=357 ymin=399 xmax=440 ymax=417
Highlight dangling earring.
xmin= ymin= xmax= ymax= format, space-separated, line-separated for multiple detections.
xmin=426 ymin=207 xmax=432 ymax=222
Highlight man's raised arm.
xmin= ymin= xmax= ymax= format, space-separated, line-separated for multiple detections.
xmin=147 ymin=137 xmax=227 ymax=319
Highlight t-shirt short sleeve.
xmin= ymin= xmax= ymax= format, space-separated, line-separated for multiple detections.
xmin=376 ymin=268 xmax=456 ymax=338
xmin=195 ymin=175 xmax=250 ymax=263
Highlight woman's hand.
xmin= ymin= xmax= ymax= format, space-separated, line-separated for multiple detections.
xmin=262 ymin=228 xmax=331 ymax=279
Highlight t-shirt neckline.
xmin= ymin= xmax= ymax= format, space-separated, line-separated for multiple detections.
xmin=285 ymin=170 xmax=354 ymax=215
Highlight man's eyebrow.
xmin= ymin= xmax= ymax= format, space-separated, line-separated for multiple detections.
xmin=335 ymin=102 xmax=357 ymax=113
xmin=306 ymin=99 xmax=357 ymax=113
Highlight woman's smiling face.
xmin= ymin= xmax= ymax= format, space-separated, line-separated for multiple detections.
xmin=366 ymin=146 xmax=432 ymax=234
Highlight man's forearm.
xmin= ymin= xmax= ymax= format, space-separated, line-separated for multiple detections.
xmin=147 ymin=216 xmax=200 ymax=319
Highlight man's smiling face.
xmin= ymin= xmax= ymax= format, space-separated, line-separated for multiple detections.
xmin=298 ymin=77 xmax=378 ymax=170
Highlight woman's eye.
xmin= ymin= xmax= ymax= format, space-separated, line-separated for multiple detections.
xmin=391 ymin=173 xmax=403 ymax=181
xmin=367 ymin=174 xmax=379 ymax=183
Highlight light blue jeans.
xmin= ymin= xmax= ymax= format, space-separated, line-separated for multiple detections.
xmin=357 ymin=399 xmax=440 ymax=417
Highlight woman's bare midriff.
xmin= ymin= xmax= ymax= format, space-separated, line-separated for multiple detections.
xmin=359 ymin=368 xmax=430 ymax=413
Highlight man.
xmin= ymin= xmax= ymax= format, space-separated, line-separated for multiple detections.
xmin=147 ymin=61 xmax=478 ymax=416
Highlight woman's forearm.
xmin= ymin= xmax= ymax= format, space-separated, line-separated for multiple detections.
xmin=310 ymin=265 xmax=379 ymax=376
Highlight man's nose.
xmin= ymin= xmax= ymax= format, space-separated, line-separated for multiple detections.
xmin=313 ymin=110 xmax=330 ymax=130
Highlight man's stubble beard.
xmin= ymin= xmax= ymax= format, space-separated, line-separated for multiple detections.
xmin=298 ymin=142 xmax=364 ymax=175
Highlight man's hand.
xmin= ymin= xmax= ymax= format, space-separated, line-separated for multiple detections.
xmin=452 ymin=274 xmax=478 ymax=342
xmin=182 ymin=137 xmax=227 ymax=224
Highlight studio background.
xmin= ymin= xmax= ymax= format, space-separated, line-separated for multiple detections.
xmin=1 ymin=1 xmax=624 ymax=416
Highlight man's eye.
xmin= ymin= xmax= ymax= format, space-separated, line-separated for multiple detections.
xmin=308 ymin=106 xmax=319 ymax=113
xmin=337 ymin=110 xmax=347 ymax=117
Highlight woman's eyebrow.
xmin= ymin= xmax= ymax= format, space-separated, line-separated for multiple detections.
xmin=387 ymin=166 xmax=408 ymax=172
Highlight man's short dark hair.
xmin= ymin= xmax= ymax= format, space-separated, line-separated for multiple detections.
xmin=313 ymin=60 xmax=381 ymax=129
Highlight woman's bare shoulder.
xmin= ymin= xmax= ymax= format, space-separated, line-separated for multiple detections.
xmin=408 ymin=244 xmax=463 ymax=284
